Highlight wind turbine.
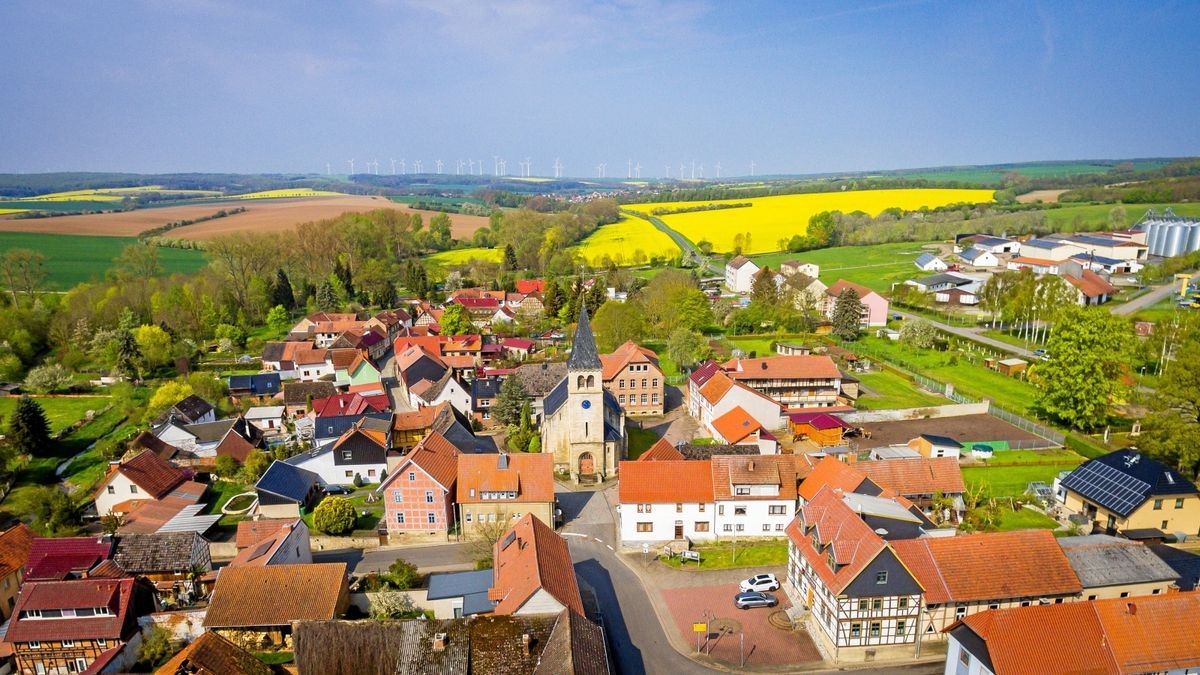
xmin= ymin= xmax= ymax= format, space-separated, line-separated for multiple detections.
xmin=691 ymin=160 xmax=696 ymax=180
xmin=665 ymin=165 xmax=670 ymax=179
xmin=347 ymin=159 xmax=355 ymax=174
xmin=326 ymin=162 xmax=331 ymax=176
xmin=457 ymin=160 xmax=465 ymax=175
xmin=399 ymin=159 xmax=406 ymax=174
xmin=553 ymin=158 xmax=563 ymax=178
xmin=524 ymin=157 xmax=532 ymax=177
xmin=435 ymin=159 xmax=444 ymax=174
xmin=390 ymin=158 xmax=397 ymax=175
xmin=679 ymin=162 xmax=685 ymax=179
xmin=467 ymin=159 xmax=474 ymax=175
xmin=413 ymin=159 xmax=423 ymax=173
xmin=714 ymin=162 xmax=722 ymax=179
xmin=499 ymin=158 xmax=507 ymax=175
xmin=477 ymin=160 xmax=483 ymax=176
xmin=634 ymin=162 xmax=641 ymax=179
xmin=627 ymin=159 xmax=632 ymax=179
xmin=750 ymin=160 xmax=756 ymax=177
xmin=493 ymin=156 xmax=500 ymax=176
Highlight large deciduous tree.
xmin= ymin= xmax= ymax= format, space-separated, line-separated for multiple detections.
xmin=439 ymin=303 xmax=474 ymax=336
xmin=591 ymin=301 xmax=646 ymax=352
xmin=1034 ymin=306 xmax=1132 ymax=430
xmin=1137 ymin=320 xmax=1200 ymax=477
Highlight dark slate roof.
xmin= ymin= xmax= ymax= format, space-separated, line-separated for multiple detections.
xmin=1022 ymin=238 xmax=1064 ymax=250
xmin=184 ymin=418 xmax=238 ymax=443
xmin=471 ymin=378 xmax=502 ymax=412
xmin=1060 ymin=449 xmax=1198 ymax=518
xmin=256 ymin=461 xmax=321 ymax=503
xmin=261 ymin=342 xmax=286 ymax=362
xmin=535 ymin=609 xmax=611 ymax=675
xmin=915 ymin=252 xmax=940 ymax=267
xmin=971 ymin=235 xmax=1013 ymax=248
xmin=427 ymin=569 xmax=494 ymax=616
xmin=515 ymin=362 xmax=567 ymax=397
xmin=433 ymin=407 xmax=486 ymax=454
xmin=312 ymin=413 xmax=392 ymax=441
xmin=228 ymin=373 xmax=281 ymax=396
xmin=111 ymin=533 xmax=204 ymax=573
xmin=401 ymin=354 xmax=449 ymax=389
xmin=912 ymin=273 xmax=972 ymax=288
xmin=1058 ymin=535 xmax=1180 ymax=588
xmin=566 ymin=306 xmax=601 ymax=371
xmin=1148 ymin=544 xmax=1200 ymax=592
xmin=920 ymin=433 xmax=964 ymax=448
xmin=154 ymin=395 xmax=214 ymax=426
xmin=678 ymin=444 xmax=760 ymax=460
xmin=543 ymin=378 xmax=568 ymax=418
xmin=283 ymin=381 xmax=337 ymax=406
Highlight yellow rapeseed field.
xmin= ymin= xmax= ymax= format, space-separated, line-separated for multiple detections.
xmin=428 ymin=247 xmax=503 ymax=266
xmin=574 ymin=216 xmax=680 ymax=266
xmin=9 ymin=186 xmax=223 ymax=202
xmin=229 ymin=188 xmax=344 ymax=200
xmin=0 ymin=209 xmax=28 ymax=215
xmin=623 ymin=188 xmax=994 ymax=254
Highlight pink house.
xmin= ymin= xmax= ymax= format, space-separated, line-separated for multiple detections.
xmin=825 ymin=279 xmax=889 ymax=327
xmin=377 ymin=431 xmax=460 ymax=536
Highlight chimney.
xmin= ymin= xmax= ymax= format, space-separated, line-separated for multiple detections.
xmin=748 ymin=460 xmax=756 ymax=472
xmin=760 ymin=361 xmax=768 ymax=370
xmin=432 ymin=632 xmax=447 ymax=652
xmin=1126 ymin=602 xmax=1137 ymax=616
xmin=521 ymin=633 xmax=531 ymax=657
xmin=498 ymin=453 xmax=509 ymax=470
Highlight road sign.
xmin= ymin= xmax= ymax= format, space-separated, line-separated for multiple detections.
xmin=642 ymin=543 xmax=649 ymax=554
xmin=692 ymin=623 xmax=707 ymax=633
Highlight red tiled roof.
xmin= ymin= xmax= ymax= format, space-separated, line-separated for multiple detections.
xmin=26 ymin=536 xmax=114 ymax=581
xmin=788 ymin=412 xmax=851 ymax=430
xmin=637 ymin=438 xmax=684 ymax=462
xmin=0 ymin=524 xmax=33 ymax=580
xmin=711 ymin=406 xmax=763 ymax=444
xmin=855 ymin=457 xmax=966 ymax=496
xmin=723 ymin=355 xmax=842 ymax=381
xmin=599 ymin=341 xmax=660 ymax=381
xmin=1065 ymin=269 xmax=1118 ymax=299
xmin=711 ymin=455 xmax=797 ymax=500
xmin=798 ymin=456 xmax=868 ymax=502
xmin=515 ymin=279 xmax=545 ymax=294
xmin=457 ymin=453 xmax=555 ymax=504
xmin=384 ymin=431 xmax=461 ymax=491
xmin=7 ymin=578 xmax=138 ymax=643
xmin=688 ymin=360 xmax=722 ymax=387
xmin=892 ymin=530 xmax=1081 ymax=604
xmin=825 ymin=279 xmax=874 ymax=299
xmin=392 ymin=403 xmax=446 ymax=432
xmin=618 ymin=460 xmax=714 ymax=503
xmin=697 ymin=370 xmax=735 ymax=405
xmin=787 ymin=486 xmax=887 ymax=594
xmin=311 ymin=392 xmax=390 ymax=417
xmin=491 ymin=514 xmax=584 ymax=616
xmin=501 ymin=338 xmax=536 ymax=350
xmin=203 ymin=563 xmax=348 ymax=628
xmin=235 ymin=519 xmax=293 ymax=549
xmin=106 ymin=450 xmax=187 ymax=500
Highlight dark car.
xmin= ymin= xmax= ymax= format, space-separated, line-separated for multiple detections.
xmin=322 ymin=484 xmax=353 ymax=495
xmin=734 ymin=591 xmax=778 ymax=610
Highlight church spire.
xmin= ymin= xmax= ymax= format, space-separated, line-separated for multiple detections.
xmin=567 ymin=303 xmax=602 ymax=371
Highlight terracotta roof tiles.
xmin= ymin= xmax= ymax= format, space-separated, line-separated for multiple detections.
xmin=457 ymin=453 xmax=554 ymax=504
xmin=491 ymin=514 xmax=583 ymax=616
xmin=787 ymin=486 xmax=887 ymax=594
xmin=618 ymin=460 xmax=714 ymax=503
xmin=798 ymin=456 xmax=868 ymax=502
xmin=0 ymin=524 xmax=33 ymax=580
xmin=104 ymin=450 xmax=187 ymax=500
xmin=637 ymin=438 xmax=685 ymax=462
xmin=154 ymin=630 xmax=272 ymax=675
xmin=711 ymin=455 xmax=797 ymax=500
xmin=722 ymin=355 xmax=842 ymax=381
xmin=856 ymin=457 xmax=966 ymax=496
xmin=203 ymin=563 xmax=348 ymax=628
xmin=711 ymin=406 xmax=764 ymax=444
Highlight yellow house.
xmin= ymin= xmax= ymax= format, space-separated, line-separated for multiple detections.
xmin=0 ymin=524 xmax=32 ymax=620
xmin=1059 ymin=449 xmax=1200 ymax=538
xmin=1058 ymin=534 xmax=1181 ymax=600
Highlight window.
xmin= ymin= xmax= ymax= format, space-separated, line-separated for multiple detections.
xmin=872 ymin=599 xmax=882 ymax=610
xmin=695 ymin=522 xmax=709 ymax=532
xmin=775 ymin=523 xmax=783 ymax=531
xmin=106 ymin=485 xmax=115 ymax=494
xmin=735 ymin=487 xmax=750 ymax=496
xmin=1088 ymin=595 xmax=1097 ymax=601
xmin=428 ymin=512 xmax=436 ymax=524
xmin=735 ymin=524 xmax=744 ymax=532
xmin=74 ymin=660 xmax=87 ymax=673
xmin=641 ymin=378 xmax=647 ymax=388
xmin=956 ymin=606 xmax=967 ymax=618
xmin=619 ymin=394 xmax=626 ymax=404
xmin=396 ymin=513 xmax=405 ymax=524
xmin=988 ymin=603 xmax=999 ymax=610
xmin=1120 ymin=592 xmax=1130 ymax=598
xmin=469 ymin=488 xmax=476 ymax=497
xmin=342 ymin=450 xmax=353 ymax=462
xmin=425 ymin=491 xmax=434 ymax=503
xmin=652 ymin=379 xmax=658 ymax=387
xmin=408 ymin=472 xmax=416 ymax=481
xmin=869 ymin=622 xmax=881 ymax=637
xmin=368 ymin=469 xmax=376 ymax=477
xmin=1154 ymin=499 xmax=1163 ymax=510
xmin=1153 ymin=589 xmax=1161 ymax=595
xmin=763 ymin=524 xmax=771 ymax=532
xmin=850 ymin=623 xmax=861 ymax=638
xmin=637 ymin=522 xmax=653 ymax=533
xmin=62 ymin=640 xmax=75 ymax=648
xmin=652 ymin=394 xmax=659 ymax=404
xmin=898 ymin=598 xmax=908 ymax=609
xmin=1177 ymin=498 xmax=1186 ymax=509
xmin=769 ymin=505 xmax=786 ymax=515
xmin=619 ymin=380 xmax=625 ymax=389
xmin=723 ymin=524 xmax=732 ymax=532
xmin=29 ymin=641 xmax=40 ymax=649
xmin=96 ymin=640 xmax=106 ymax=649
xmin=896 ymin=620 xmax=906 ymax=634
xmin=718 ymin=505 xmax=724 ymax=516
xmin=876 ymin=571 xmax=888 ymax=584
xmin=345 ymin=470 xmax=353 ymax=477
xmin=465 ymin=512 xmax=472 ymax=522
xmin=1020 ymin=601 xmax=1031 ymax=607
xmin=734 ymin=506 xmax=747 ymax=516
xmin=958 ymin=648 xmax=971 ymax=666
xmin=698 ymin=503 xmax=705 ymax=512
xmin=637 ymin=503 xmax=651 ymax=514
xmin=676 ymin=503 xmax=683 ymax=513
xmin=858 ymin=599 xmax=868 ymax=611
xmin=1162 ymin=520 xmax=1169 ymax=530
xmin=130 ymin=484 xmax=138 ymax=494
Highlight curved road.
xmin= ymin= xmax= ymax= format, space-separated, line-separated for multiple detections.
xmin=892 ymin=310 xmax=1035 ymax=358
xmin=621 ymin=210 xmax=720 ymax=276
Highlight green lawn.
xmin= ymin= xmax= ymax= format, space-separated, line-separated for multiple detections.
xmin=658 ymin=538 xmax=788 ymax=570
xmin=255 ymin=652 xmax=295 ymax=665
xmin=0 ymin=233 xmax=207 ymax=289
xmin=626 ymin=427 xmax=661 ymax=460
xmin=0 ymin=396 xmax=110 ymax=434
xmin=725 ymin=333 xmax=821 ymax=358
xmin=963 ymin=462 xmax=1083 ymax=498
xmin=750 ymin=241 xmax=937 ymax=294
xmin=854 ymin=368 xmax=946 ymax=410
xmin=995 ymin=506 xmax=1060 ymax=531
xmin=301 ymin=491 xmax=384 ymax=533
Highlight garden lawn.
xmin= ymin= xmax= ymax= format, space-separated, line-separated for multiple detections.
xmin=962 ymin=462 xmax=1083 ymax=498
xmin=0 ymin=396 xmax=110 ymax=434
xmin=626 ymin=427 xmax=661 ymax=460
xmin=995 ymin=506 xmax=1060 ymax=531
xmin=749 ymin=241 xmax=941 ymax=294
xmin=725 ymin=333 xmax=820 ymax=359
xmin=854 ymin=369 xmax=946 ymax=410
xmin=657 ymin=538 xmax=788 ymax=570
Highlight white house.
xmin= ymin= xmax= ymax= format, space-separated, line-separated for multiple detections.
xmin=958 ymin=247 xmax=1000 ymax=268
xmin=93 ymin=450 xmax=201 ymax=518
xmin=712 ymin=455 xmax=797 ymax=536
xmin=689 ymin=365 xmax=786 ymax=439
xmin=285 ymin=417 xmax=391 ymax=485
xmin=617 ymin=460 xmax=717 ymax=545
xmin=725 ymin=255 xmax=760 ymax=293
xmin=781 ymin=260 xmax=820 ymax=278
xmin=914 ymin=253 xmax=948 ymax=272
xmin=245 ymin=406 xmax=286 ymax=433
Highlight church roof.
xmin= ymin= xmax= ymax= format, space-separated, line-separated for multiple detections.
xmin=566 ymin=306 xmax=602 ymax=372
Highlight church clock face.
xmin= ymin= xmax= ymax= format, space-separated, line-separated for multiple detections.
xmin=581 ymin=400 xmax=591 ymax=409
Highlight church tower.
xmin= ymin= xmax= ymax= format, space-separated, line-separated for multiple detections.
xmin=566 ymin=304 xmax=605 ymax=478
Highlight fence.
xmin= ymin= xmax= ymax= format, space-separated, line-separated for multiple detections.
xmin=987 ymin=403 xmax=1066 ymax=446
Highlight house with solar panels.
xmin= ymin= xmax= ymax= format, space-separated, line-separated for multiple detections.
xmin=1058 ymin=449 xmax=1200 ymax=541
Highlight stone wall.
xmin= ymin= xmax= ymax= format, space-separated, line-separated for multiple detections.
xmin=840 ymin=402 xmax=989 ymax=424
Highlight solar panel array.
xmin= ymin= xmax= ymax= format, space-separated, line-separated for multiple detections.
xmin=1061 ymin=462 xmax=1150 ymax=517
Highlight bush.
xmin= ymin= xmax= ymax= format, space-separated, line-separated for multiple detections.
xmin=312 ymin=496 xmax=356 ymax=535
xmin=352 ymin=473 xmax=364 ymax=488
xmin=213 ymin=455 xmax=239 ymax=478
xmin=136 ymin=626 xmax=177 ymax=669
xmin=385 ymin=558 xmax=420 ymax=590
xmin=22 ymin=363 xmax=73 ymax=394
xmin=237 ymin=450 xmax=270 ymax=484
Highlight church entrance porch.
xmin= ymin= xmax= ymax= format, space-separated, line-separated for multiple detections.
xmin=578 ymin=452 xmax=595 ymax=477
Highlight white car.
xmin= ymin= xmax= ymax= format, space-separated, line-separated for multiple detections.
xmin=739 ymin=573 xmax=779 ymax=593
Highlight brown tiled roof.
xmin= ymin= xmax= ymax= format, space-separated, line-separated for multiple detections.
xmin=204 ymin=563 xmax=348 ymax=628
xmin=1066 ymin=269 xmax=1118 ymax=298
xmin=618 ymin=460 xmax=714 ymax=503
xmin=283 ymin=381 xmax=337 ymax=406
xmin=856 ymin=457 xmax=966 ymax=496
xmin=235 ymin=519 xmax=293 ymax=549
xmin=599 ymin=341 xmax=660 ymax=381
xmin=491 ymin=514 xmax=583 ymax=616
xmin=787 ymin=486 xmax=887 ymax=595
xmin=7 ymin=578 xmax=143 ymax=643
xmin=727 ymin=255 xmax=754 ymax=270
xmin=229 ymin=521 xmax=302 ymax=568
xmin=457 ymin=453 xmax=554 ymax=504
xmin=392 ymin=402 xmax=444 ymax=432
xmin=535 ymin=609 xmax=611 ymax=675
xmin=111 ymin=532 xmax=204 ymax=573
xmin=155 ymin=630 xmax=272 ymax=675
xmin=825 ymin=278 xmax=874 ymax=299
xmin=0 ymin=524 xmax=33 ymax=580
xmin=637 ymin=438 xmax=684 ymax=462
xmin=722 ymin=355 xmax=842 ymax=381
xmin=385 ymin=431 xmax=460 ymax=491
xmin=711 ymin=455 xmax=797 ymax=500
xmin=711 ymin=406 xmax=763 ymax=444
xmin=515 ymin=362 xmax=568 ymax=397
xmin=892 ymin=530 xmax=1081 ymax=604
xmin=129 ymin=431 xmax=177 ymax=460
xmin=327 ymin=348 xmax=360 ymax=370
xmin=798 ymin=456 xmax=868 ymax=502
xmin=105 ymin=450 xmax=187 ymax=500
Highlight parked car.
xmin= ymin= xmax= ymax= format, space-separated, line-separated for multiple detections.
xmin=739 ymin=573 xmax=780 ymax=592
xmin=322 ymin=484 xmax=353 ymax=495
xmin=1032 ymin=348 xmax=1049 ymax=361
xmin=734 ymin=592 xmax=778 ymax=610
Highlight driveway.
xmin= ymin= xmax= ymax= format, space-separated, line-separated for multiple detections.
xmin=893 ymin=310 xmax=1033 ymax=358
xmin=1109 ymin=281 xmax=1176 ymax=316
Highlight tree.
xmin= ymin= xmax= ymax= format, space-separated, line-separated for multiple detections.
xmin=503 ymin=244 xmax=518 ymax=271
xmin=368 ymin=592 xmax=420 ymax=620
xmin=384 ymin=558 xmax=421 ymax=590
xmin=542 ymin=279 xmax=565 ymax=317
xmin=591 ymin=301 xmax=646 ymax=352
xmin=750 ymin=267 xmax=778 ymax=307
xmin=114 ymin=329 xmax=140 ymax=379
xmin=22 ymin=363 xmax=72 ymax=394
xmin=1034 ymin=307 xmax=1132 ymax=430
xmin=214 ymin=454 xmax=239 ymax=478
xmin=134 ymin=324 xmax=173 ymax=370
xmin=313 ymin=496 xmax=357 ymax=534
xmin=145 ymin=381 xmax=194 ymax=423
xmin=899 ymin=318 xmax=939 ymax=349
xmin=316 ymin=281 xmax=339 ymax=311
xmin=831 ymin=288 xmax=864 ymax=341
xmin=492 ymin=376 xmax=528 ymax=427
xmin=136 ymin=626 xmax=177 ymax=669
xmin=29 ymin=486 xmax=78 ymax=535
xmin=266 ymin=305 xmax=291 ymax=332
xmin=0 ymin=249 xmax=46 ymax=305
xmin=114 ymin=243 xmax=162 ymax=279
xmin=271 ymin=268 xmax=296 ymax=309
xmin=667 ymin=327 xmax=705 ymax=370
xmin=467 ymin=510 xmax=511 ymax=568
xmin=1137 ymin=322 xmax=1200 ymax=477
xmin=238 ymin=450 xmax=271 ymax=484
xmin=8 ymin=395 xmax=51 ymax=458
xmin=439 ymin=303 xmax=474 ymax=336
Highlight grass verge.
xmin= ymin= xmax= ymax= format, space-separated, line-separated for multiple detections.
xmin=658 ymin=538 xmax=788 ymax=570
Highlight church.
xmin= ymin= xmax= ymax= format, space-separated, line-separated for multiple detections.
xmin=541 ymin=306 xmax=627 ymax=483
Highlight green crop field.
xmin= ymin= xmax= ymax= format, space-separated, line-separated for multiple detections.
xmin=1043 ymin=201 xmax=1200 ymax=228
xmin=897 ymin=161 xmax=1169 ymax=186
xmin=0 ymin=233 xmax=207 ymax=289
xmin=748 ymin=241 xmax=937 ymax=294
xmin=0 ymin=200 xmax=121 ymax=213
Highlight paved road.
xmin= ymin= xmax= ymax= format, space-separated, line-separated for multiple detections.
xmin=1109 ymin=281 xmax=1176 ymax=316
xmin=375 ymin=346 xmax=414 ymax=413
xmin=621 ymin=210 xmax=720 ymax=276
xmin=893 ymin=310 xmax=1034 ymax=358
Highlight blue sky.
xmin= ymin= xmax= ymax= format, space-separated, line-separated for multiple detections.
xmin=2 ymin=0 xmax=1198 ymax=176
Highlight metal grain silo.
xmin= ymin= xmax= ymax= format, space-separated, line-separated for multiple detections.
xmin=1146 ymin=221 xmax=1163 ymax=255
xmin=1166 ymin=223 xmax=1187 ymax=257
xmin=1187 ymin=223 xmax=1200 ymax=254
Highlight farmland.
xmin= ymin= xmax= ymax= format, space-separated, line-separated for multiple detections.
xmin=750 ymin=241 xmax=938 ymax=294
xmin=0 ymin=396 xmax=111 ymax=434
xmin=428 ymin=247 xmax=503 ymax=266
xmin=572 ymin=216 xmax=680 ymax=265
xmin=623 ymin=189 xmax=994 ymax=255
xmin=0 ymin=233 xmax=207 ymax=289
xmin=228 ymin=188 xmax=344 ymax=199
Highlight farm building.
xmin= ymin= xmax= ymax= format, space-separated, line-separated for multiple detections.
xmin=958 ymin=247 xmax=1000 ymax=267
xmin=914 ymin=252 xmax=948 ymax=272
xmin=963 ymin=234 xmax=1021 ymax=254
xmin=1065 ymin=269 xmax=1118 ymax=306
xmin=985 ymin=357 xmax=1028 ymax=377
xmin=906 ymin=433 xmax=963 ymax=459
xmin=934 ymin=287 xmax=979 ymax=305
xmin=790 ymin=412 xmax=851 ymax=447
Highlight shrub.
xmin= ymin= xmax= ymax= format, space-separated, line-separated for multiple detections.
xmin=352 ymin=473 xmax=364 ymax=488
xmin=136 ymin=626 xmax=177 ymax=669
xmin=213 ymin=455 xmax=239 ymax=478
xmin=385 ymin=558 xmax=420 ymax=590
xmin=313 ymin=496 xmax=356 ymax=535
xmin=22 ymin=363 xmax=73 ymax=394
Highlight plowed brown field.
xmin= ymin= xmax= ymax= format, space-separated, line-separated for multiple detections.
xmin=0 ymin=196 xmax=489 ymax=239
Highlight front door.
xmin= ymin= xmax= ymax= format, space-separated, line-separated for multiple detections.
xmin=579 ymin=452 xmax=595 ymax=475
xmin=674 ymin=524 xmax=684 ymax=539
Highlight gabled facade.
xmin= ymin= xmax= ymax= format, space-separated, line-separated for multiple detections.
xmin=457 ymin=453 xmax=555 ymax=535
xmin=1060 ymin=448 xmax=1200 ymax=538
xmin=93 ymin=450 xmax=191 ymax=518
xmin=229 ymin=518 xmax=311 ymax=567
xmin=600 ymin=341 xmax=664 ymax=416
xmin=688 ymin=364 xmax=786 ymax=439
xmin=286 ymin=418 xmax=390 ymax=486
xmin=0 ymin=524 xmax=33 ymax=620
xmin=725 ymin=255 xmax=760 ymax=293
xmin=617 ymin=460 xmax=717 ymax=544
xmin=824 ymin=279 xmax=889 ymax=328
xmin=712 ymin=455 xmax=798 ymax=536
xmin=379 ymin=431 xmax=461 ymax=536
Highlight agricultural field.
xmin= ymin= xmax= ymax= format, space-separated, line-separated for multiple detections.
xmin=750 ymin=241 xmax=938 ymax=294
xmin=623 ymin=189 xmax=994 ymax=255
xmin=0 ymin=233 xmax=207 ymax=289
xmin=1042 ymin=201 xmax=1200 ymax=229
xmin=572 ymin=216 xmax=680 ymax=266
xmin=428 ymin=247 xmax=502 ymax=266
xmin=896 ymin=161 xmax=1169 ymax=185
xmin=228 ymin=188 xmax=344 ymax=199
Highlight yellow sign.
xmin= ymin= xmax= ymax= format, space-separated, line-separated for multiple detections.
xmin=693 ymin=623 xmax=707 ymax=633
